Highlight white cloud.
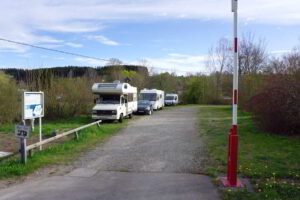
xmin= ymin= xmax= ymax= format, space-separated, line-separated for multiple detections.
xmin=87 ymin=35 xmax=119 ymax=46
xmin=37 ymin=22 xmax=104 ymax=33
xmin=130 ymin=53 xmax=210 ymax=75
xmin=75 ymin=57 xmax=106 ymax=66
xmin=11 ymin=0 xmax=297 ymax=25
xmin=74 ymin=52 xmax=210 ymax=75
xmin=0 ymin=41 xmax=29 ymax=53
xmin=65 ymin=42 xmax=83 ymax=48
xmin=270 ymin=50 xmax=292 ymax=55
xmin=0 ymin=0 xmax=299 ymax=53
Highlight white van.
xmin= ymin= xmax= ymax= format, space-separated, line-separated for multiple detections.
xmin=139 ymin=89 xmax=164 ymax=110
xmin=92 ymin=81 xmax=138 ymax=122
xmin=165 ymin=93 xmax=179 ymax=106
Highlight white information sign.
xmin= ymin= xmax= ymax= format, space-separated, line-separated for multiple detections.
xmin=22 ymin=92 xmax=44 ymax=120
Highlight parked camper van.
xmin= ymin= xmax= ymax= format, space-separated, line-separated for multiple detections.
xmin=165 ymin=93 xmax=179 ymax=106
xmin=139 ymin=89 xmax=164 ymax=110
xmin=92 ymin=81 xmax=138 ymax=122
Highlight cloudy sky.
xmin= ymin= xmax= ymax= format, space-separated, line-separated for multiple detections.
xmin=0 ymin=0 xmax=299 ymax=74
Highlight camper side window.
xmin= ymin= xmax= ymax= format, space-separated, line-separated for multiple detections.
xmin=96 ymin=98 xmax=101 ymax=104
xmin=121 ymin=97 xmax=126 ymax=104
xmin=128 ymin=93 xmax=133 ymax=102
xmin=133 ymin=93 xmax=137 ymax=101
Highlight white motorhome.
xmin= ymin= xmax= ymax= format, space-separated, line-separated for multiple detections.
xmin=165 ymin=93 xmax=179 ymax=106
xmin=139 ymin=89 xmax=164 ymax=110
xmin=92 ymin=81 xmax=138 ymax=122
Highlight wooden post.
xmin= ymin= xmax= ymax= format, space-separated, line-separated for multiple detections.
xmin=20 ymin=138 xmax=27 ymax=164
xmin=75 ymin=131 xmax=79 ymax=140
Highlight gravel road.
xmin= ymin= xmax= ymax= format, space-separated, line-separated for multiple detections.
xmin=0 ymin=106 xmax=220 ymax=200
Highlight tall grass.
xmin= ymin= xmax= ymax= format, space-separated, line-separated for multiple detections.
xmin=0 ymin=72 xmax=20 ymax=124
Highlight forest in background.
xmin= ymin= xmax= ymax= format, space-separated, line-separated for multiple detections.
xmin=0 ymin=34 xmax=299 ymax=135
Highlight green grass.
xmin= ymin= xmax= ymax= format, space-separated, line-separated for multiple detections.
xmin=0 ymin=116 xmax=126 ymax=179
xmin=0 ymin=116 xmax=92 ymax=136
xmin=198 ymin=106 xmax=300 ymax=200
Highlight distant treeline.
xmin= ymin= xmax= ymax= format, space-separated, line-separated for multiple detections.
xmin=1 ymin=65 xmax=149 ymax=82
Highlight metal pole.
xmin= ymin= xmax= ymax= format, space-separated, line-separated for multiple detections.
xmin=232 ymin=1 xmax=238 ymax=127
xmin=229 ymin=0 xmax=239 ymax=186
xmin=31 ymin=119 xmax=35 ymax=131
xmin=39 ymin=117 xmax=42 ymax=150
xmin=222 ymin=0 xmax=242 ymax=187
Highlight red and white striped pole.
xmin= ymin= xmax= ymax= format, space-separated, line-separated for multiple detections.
xmin=221 ymin=0 xmax=243 ymax=187
xmin=232 ymin=0 xmax=238 ymax=129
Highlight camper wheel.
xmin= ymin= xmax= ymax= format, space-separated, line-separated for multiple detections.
xmin=119 ymin=114 xmax=123 ymax=123
xmin=129 ymin=113 xmax=133 ymax=119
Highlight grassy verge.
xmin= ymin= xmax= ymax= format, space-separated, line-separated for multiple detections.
xmin=0 ymin=116 xmax=126 ymax=179
xmin=198 ymin=106 xmax=300 ymax=200
xmin=0 ymin=116 xmax=93 ymax=135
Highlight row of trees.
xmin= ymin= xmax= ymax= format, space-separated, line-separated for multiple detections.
xmin=0 ymin=68 xmax=223 ymax=123
xmin=207 ymin=33 xmax=299 ymax=135
xmin=0 ymin=34 xmax=299 ymax=135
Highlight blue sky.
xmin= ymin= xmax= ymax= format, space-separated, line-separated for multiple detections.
xmin=0 ymin=0 xmax=299 ymax=74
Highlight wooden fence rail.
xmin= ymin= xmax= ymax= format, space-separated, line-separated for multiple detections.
xmin=20 ymin=120 xmax=102 ymax=163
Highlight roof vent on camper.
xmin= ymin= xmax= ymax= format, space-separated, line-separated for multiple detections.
xmin=113 ymin=80 xmax=121 ymax=83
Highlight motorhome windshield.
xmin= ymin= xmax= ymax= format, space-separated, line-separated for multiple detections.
xmin=165 ymin=96 xmax=175 ymax=100
xmin=138 ymin=100 xmax=151 ymax=106
xmin=139 ymin=93 xmax=157 ymax=101
xmin=96 ymin=94 xmax=120 ymax=104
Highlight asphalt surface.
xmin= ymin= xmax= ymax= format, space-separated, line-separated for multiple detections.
xmin=0 ymin=106 xmax=220 ymax=200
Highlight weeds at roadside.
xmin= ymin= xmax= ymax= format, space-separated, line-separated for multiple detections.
xmin=0 ymin=116 xmax=126 ymax=179
xmin=198 ymin=106 xmax=300 ymax=200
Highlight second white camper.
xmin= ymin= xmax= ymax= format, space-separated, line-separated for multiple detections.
xmin=139 ymin=89 xmax=164 ymax=110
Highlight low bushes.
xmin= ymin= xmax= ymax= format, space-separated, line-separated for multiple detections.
xmin=0 ymin=72 xmax=94 ymax=123
xmin=248 ymin=75 xmax=300 ymax=135
xmin=45 ymin=78 xmax=94 ymax=119
xmin=181 ymin=76 xmax=220 ymax=104
xmin=0 ymin=72 xmax=20 ymax=124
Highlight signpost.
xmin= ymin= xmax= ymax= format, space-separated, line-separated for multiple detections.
xmin=221 ymin=0 xmax=243 ymax=187
xmin=22 ymin=92 xmax=44 ymax=150
xmin=15 ymin=124 xmax=31 ymax=164
xmin=15 ymin=125 xmax=31 ymax=138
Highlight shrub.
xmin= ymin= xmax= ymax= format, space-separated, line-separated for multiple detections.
xmin=239 ymin=74 xmax=266 ymax=108
xmin=248 ymin=75 xmax=300 ymax=135
xmin=45 ymin=77 xmax=93 ymax=119
xmin=0 ymin=72 xmax=20 ymax=124
xmin=181 ymin=76 xmax=218 ymax=104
